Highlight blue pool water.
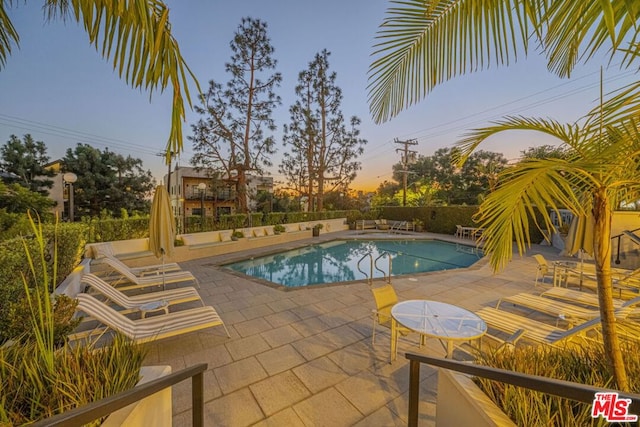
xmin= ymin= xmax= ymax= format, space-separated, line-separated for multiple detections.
xmin=224 ymin=240 xmax=482 ymax=288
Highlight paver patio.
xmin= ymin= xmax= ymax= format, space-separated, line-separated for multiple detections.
xmin=140 ymin=230 xmax=563 ymax=426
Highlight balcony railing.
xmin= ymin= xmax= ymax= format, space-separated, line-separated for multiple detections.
xmin=406 ymin=353 xmax=640 ymax=427
xmin=184 ymin=189 xmax=236 ymax=201
xmin=31 ymin=363 xmax=207 ymax=427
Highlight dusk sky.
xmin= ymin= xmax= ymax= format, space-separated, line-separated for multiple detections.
xmin=1 ymin=1 xmax=638 ymax=191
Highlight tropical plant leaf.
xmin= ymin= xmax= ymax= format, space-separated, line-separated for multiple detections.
xmin=542 ymin=0 xmax=640 ymax=76
xmin=475 ymin=158 xmax=596 ymax=271
xmin=367 ymin=0 xmax=533 ymax=123
xmin=368 ymin=0 xmax=640 ymax=123
xmin=43 ymin=0 xmax=200 ymax=160
xmin=454 ymin=115 xmax=580 ymax=164
xmin=0 ymin=1 xmax=20 ymax=69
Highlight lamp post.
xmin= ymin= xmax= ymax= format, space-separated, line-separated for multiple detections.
xmin=63 ymin=172 xmax=77 ymax=222
xmin=198 ymin=182 xmax=206 ymax=231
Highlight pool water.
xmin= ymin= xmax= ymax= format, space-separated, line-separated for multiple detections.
xmin=224 ymin=240 xmax=482 ymax=288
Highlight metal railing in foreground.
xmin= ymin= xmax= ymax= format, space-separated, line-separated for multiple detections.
xmin=31 ymin=363 xmax=207 ymax=427
xmin=406 ymin=353 xmax=640 ymax=427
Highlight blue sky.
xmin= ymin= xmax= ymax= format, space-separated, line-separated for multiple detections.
xmin=1 ymin=1 xmax=638 ymax=191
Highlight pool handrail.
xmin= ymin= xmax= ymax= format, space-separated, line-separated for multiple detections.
xmin=357 ymin=253 xmax=374 ymax=285
xmin=374 ymin=251 xmax=392 ymax=284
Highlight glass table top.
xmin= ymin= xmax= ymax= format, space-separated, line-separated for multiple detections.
xmin=391 ymin=300 xmax=487 ymax=340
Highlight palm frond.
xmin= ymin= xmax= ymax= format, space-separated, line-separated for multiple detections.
xmin=44 ymin=0 xmax=200 ymax=159
xmin=542 ymin=0 xmax=640 ymax=77
xmin=367 ymin=0 xmax=533 ymax=124
xmin=454 ymin=115 xmax=578 ymax=164
xmin=582 ymin=81 xmax=640 ymax=134
xmin=0 ymin=1 xmax=20 ymax=70
xmin=477 ymin=159 xmax=595 ymax=271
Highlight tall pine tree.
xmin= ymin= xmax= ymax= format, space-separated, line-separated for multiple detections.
xmin=280 ymin=50 xmax=366 ymax=211
xmin=190 ymin=17 xmax=281 ymax=213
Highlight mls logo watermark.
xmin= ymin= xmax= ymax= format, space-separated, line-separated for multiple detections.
xmin=591 ymin=392 xmax=638 ymax=422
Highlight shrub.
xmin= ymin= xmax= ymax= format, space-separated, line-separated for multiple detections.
xmin=474 ymin=342 xmax=640 ymax=426
xmin=0 ymin=216 xmax=146 ymax=425
xmin=86 ymin=217 xmax=149 ymax=242
xmin=264 ymin=212 xmax=286 ymax=225
xmin=273 ymin=224 xmax=286 ymax=233
xmin=6 ymin=294 xmax=80 ymax=346
xmin=1 ymin=334 xmax=145 ymax=425
xmin=0 ymin=222 xmax=86 ymax=343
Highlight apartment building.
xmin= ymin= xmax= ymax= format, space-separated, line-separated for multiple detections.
xmin=164 ymin=166 xmax=273 ymax=229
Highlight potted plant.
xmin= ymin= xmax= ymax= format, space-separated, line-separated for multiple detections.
xmin=273 ymin=224 xmax=286 ymax=235
xmin=413 ymin=218 xmax=424 ymax=232
xmin=312 ymin=223 xmax=323 ymax=237
xmin=231 ymin=230 xmax=245 ymax=241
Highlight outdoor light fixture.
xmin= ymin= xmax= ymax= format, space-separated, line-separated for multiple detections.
xmin=63 ymin=172 xmax=78 ymax=222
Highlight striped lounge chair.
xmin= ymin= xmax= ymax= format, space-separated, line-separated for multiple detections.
xmin=95 ymin=256 xmax=199 ymax=291
xmin=81 ymin=273 xmax=203 ymax=317
xmin=475 ymin=307 xmax=601 ymax=348
xmin=74 ymin=293 xmax=229 ymax=344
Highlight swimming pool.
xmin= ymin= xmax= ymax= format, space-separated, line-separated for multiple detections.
xmin=224 ymin=240 xmax=482 ymax=288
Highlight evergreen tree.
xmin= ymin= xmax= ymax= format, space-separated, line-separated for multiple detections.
xmin=62 ymin=144 xmax=154 ymax=218
xmin=190 ymin=17 xmax=281 ymax=213
xmin=280 ymin=68 xmax=316 ymax=207
xmin=281 ymin=50 xmax=366 ymax=211
xmin=0 ymin=134 xmax=54 ymax=194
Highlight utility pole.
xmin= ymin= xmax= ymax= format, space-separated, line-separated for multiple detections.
xmin=394 ymin=138 xmax=418 ymax=206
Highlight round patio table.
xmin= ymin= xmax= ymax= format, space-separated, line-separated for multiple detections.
xmin=390 ymin=300 xmax=487 ymax=361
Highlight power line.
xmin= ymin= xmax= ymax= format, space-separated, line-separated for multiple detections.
xmin=0 ymin=113 xmax=196 ymax=158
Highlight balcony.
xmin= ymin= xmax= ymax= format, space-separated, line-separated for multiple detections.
xmin=184 ymin=189 xmax=236 ymax=201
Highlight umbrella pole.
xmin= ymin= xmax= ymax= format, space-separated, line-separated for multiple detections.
xmin=161 ymin=248 xmax=166 ymax=291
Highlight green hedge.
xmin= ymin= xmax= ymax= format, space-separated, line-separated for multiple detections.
xmin=85 ymin=217 xmax=149 ymax=242
xmin=380 ymin=206 xmax=546 ymax=242
xmin=0 ymin=223 xmax=86 ymax=343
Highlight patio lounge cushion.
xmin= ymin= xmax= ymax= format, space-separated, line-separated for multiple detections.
xmin=74 ymin=293 xmax=229 ymax=343
xmin=476 ymin=307 xmax=601 ymax=346
xmin=81 ymin=273 xmax=203 ymax=311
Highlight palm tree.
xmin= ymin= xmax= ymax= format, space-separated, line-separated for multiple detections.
xmin=0 ymin=1 xmax=198 ymax=161
xmin=458 ymin=97 xmax=640 ymax=390
xmin=367 ymin=0 xmax=640 ymax=390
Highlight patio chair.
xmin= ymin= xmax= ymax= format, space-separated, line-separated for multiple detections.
xmin=95 ymin=256 xmax=199 ymax=291
xmin=93 ymin=254 xmax=182 ymax=278
xmin=475 ymin=307 xmax=601 ymax=348
xmin=540 ymin=287 xmax=625 ymax=309
xmin=73 ymin=293 xmax=230 ymax=344
xmin=496 ymin=293 xmax=640 ymax=325
xmin=455 ymin=225 xmax=469 ymax=239
xmin=370 ymin=284 xmax=417 ymax=358
xmin=81 ymin=273 xmax=203 ymax=318
xmin=532 ymin=254 xmax=554 ymax=287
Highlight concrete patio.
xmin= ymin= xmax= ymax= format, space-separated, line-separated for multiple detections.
xmin=140 ymin=231 xmax=562 ymax=426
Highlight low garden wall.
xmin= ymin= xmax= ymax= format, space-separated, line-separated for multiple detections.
xmin=84 ymin=218 xmax=349 ymax=266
